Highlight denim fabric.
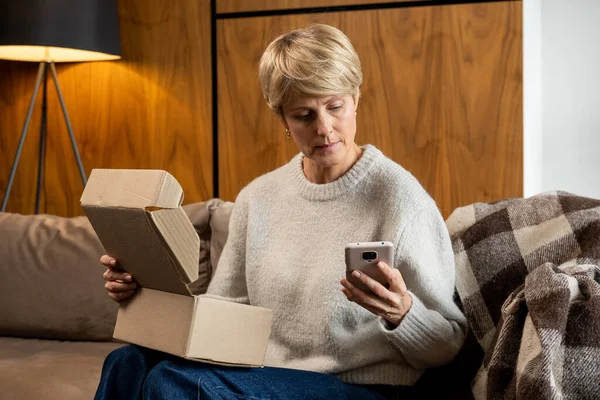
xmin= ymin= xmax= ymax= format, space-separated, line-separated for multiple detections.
xmin=95 ymin=345 xmax=416 ymax=400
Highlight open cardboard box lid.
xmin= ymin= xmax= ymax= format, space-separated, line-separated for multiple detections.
xmin=80 ymin=169 xmax=200 ymax=296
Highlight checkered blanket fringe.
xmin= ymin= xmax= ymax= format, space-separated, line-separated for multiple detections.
xmin=446 ymin=191 xmax=600 ymax=399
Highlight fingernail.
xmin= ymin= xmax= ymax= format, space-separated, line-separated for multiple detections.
xmin=110 ymin=259 xmax=116 ymax=266
xmin=378 ymin=262 xmax=385 ymax=269
xmin=125 ymin=274 xmax=132 ymax=281
xmin=352 ymin=270 xmax=360 ymax=278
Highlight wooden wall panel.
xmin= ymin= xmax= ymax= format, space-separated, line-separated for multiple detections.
xmin=0 ymin=0 xmax=212 ymax=216
xmin=217 ymin=2 xmax=523 ymax=218
xmin=217 ymin=0 xmax=425 ymax=14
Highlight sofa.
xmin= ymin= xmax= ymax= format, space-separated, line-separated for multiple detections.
xmin=0 ymin=198 xmax=485 ymax=400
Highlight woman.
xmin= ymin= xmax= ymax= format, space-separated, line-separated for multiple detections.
xmin=97 ymin=24 xmax=467 ymax=400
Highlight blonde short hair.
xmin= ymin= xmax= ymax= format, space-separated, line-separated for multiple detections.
xmin=258 ymin=24 xmax=363 ymax=115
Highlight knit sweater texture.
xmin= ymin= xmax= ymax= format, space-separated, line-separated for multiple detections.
xmin=205 ymin=144 xmax=467 ymax=386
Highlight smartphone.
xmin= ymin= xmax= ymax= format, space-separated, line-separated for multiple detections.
xmin=345 ymin=241 xmax=394 ymax=293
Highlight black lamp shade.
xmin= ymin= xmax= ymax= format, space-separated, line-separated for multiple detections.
xmin=0 ymin=0 xmax=121 ymax=62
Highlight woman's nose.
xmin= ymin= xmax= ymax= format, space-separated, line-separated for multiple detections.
xmin=315 ymin=114 xmax=332 ymax=136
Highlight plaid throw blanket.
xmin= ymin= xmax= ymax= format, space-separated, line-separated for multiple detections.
xmin=446 ymin=191 xmax=600 ymax=399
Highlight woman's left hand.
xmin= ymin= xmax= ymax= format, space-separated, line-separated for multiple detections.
xmin=340 ymin=261 xmax=412 ymax=327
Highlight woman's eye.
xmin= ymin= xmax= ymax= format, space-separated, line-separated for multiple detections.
xmin=296 ymin=114 xmax=311 ymax=120
xmin=330 ymin=105 xmax=343 ymax=111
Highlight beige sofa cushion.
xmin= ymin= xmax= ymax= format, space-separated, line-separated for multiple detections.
xmin=0 ymin=201 xmax=219 ymax=341
xmin=182 ymin=199 xmax=224 ymax=294
xmin=0 ymin=212 xmax=117 ymax=340
xmin=209 ymin=201 xmax=234 ymax=276
xmin=0 ymin=337 xmax=124 ymax=400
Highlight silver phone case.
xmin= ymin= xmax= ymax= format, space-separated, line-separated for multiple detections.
xmin=345 ymin=241 xmax=394 ymax=293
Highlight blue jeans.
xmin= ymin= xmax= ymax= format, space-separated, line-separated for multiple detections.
xmin=95 ymin=345 xmax=416 ymax=400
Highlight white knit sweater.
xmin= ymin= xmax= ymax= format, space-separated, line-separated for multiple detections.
xmin=205 ymin=145 xmax=467 ymax=386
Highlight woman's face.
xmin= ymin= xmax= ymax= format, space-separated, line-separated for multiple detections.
xmin=281 ymin=93 xmax=359 ymax=169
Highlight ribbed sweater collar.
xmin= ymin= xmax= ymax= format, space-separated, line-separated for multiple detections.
xmin=287 ymin=144 xmax=382 ymax=201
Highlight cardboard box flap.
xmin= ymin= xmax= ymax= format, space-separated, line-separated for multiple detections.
xmin=81 ymin=169 xmax=199 ymax=295
xmin=148 ymin=208 xmax=200 ymax=286
xmin=80 ymin=169 xmax=184 ymax=209
xmin=113 ymin=288 xmax=195 ymax=355
xmin=186 ymin=297 xmax=273 ymax=366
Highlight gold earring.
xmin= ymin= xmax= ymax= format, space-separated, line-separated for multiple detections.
xmin=285 ymin=128 xmax=290 ymax=139
xmin=355 ymin=111 xmax=357 ymax=116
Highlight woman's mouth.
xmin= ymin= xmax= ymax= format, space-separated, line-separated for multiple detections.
xmin=314 ymin=142 xmax=339 ymax=152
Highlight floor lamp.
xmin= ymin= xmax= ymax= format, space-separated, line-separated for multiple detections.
xmin=0 ymin=0 xmax=121 ymax=213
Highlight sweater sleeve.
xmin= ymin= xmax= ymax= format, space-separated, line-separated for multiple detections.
xmin=380 ymin=207 xmax=467 ymax=369
xmin=203 ymin=190 xmax=250 ymax=304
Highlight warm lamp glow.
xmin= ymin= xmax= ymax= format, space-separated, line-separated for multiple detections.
xmin=0 ymin=45 xmax=120 ymax=62
xmin=0 ymin=0 xmax=121 ymax=64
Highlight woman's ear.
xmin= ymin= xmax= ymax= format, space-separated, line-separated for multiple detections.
xmin=353 ymin=88 xmax=360 ymax=111
xmin=278 ymin=113 xmax=289 ymax=130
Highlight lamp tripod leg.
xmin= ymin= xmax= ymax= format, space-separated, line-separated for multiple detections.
xmin=1 ymin=62 xmax=46 ymax=213
xmin=49 ymin=62 xmax=87 ymax=187
xmin=34 ymin=63 xmax=49 ymax=214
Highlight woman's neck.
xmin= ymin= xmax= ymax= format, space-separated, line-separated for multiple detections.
xmin=303 ymin=144 xmax=363 ymax=184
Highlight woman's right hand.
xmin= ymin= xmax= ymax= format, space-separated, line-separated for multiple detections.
xmin=101 ymin=255 xmax=138 ymax=302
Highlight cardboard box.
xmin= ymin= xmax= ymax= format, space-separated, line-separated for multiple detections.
xmin=81 ymin=169 xmax=273 ymax=367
